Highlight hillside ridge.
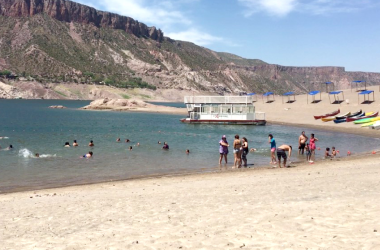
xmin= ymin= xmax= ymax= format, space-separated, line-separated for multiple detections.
xmin=0 ymin=0 xmax=163 ymax=41
xmin=1 ymin=0 xmax=380 ymax=99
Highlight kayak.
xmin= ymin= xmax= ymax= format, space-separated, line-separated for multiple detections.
xmin=314 ymin=109 xmax=340 ymax=119
xmin=365 ymin=112 xmax=374 ymax=116
xmin=346 ymin=110 xmax=362 ymax=118
xmin=334 ymin=118 xmax=347 ymax=124
xmin=346 ymin=112 xmax=378 ymax=122
xmin=335 ymin=112 xmax=351 ymax=120
xmin=321 ymin=116 xmax=336 ymax=122
xmin=361 ymin=121 xmax=377 ymax=127
xmin=354 ymin=116 xmax=380 ymax=124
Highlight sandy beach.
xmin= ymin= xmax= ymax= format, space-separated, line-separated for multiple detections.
xmin=1 ymin=153 xmax=380 ymax=249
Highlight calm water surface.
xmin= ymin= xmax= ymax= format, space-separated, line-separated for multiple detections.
xmin=0 ymin=99 xmax=378 ymax=193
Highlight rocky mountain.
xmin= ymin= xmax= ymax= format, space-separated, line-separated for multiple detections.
xmin=1 ymin=0 xmax=380 ymax=99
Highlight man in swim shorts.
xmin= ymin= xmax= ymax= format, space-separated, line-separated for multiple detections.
xmin=298 ymin=131 xmax=308 ymax=155
xmin=276 ymin=144 xmax=292 ymax=168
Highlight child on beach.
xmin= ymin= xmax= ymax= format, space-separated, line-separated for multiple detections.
xmin=305 ymin=143 xmax=312 ymax=162
xmin=268 ymin=134 xmax=276 ymax=164
xmin=332 ymin=147 xmax=338 ymax=157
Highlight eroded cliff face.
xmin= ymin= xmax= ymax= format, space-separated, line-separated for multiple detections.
xmin=0 ymin=0 xmax=163 ymax=41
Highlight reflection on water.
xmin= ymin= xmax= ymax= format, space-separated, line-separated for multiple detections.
xmin=0 ymin=99 xmax=378 ymax=192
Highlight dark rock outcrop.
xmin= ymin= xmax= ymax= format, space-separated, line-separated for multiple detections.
xmin=0 ymin=0 xmax=163 ymax=41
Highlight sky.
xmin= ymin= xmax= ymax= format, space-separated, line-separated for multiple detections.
xmin=77 ymin=0 xmax=380 ymax=73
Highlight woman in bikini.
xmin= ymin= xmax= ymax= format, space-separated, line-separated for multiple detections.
xmin=233 ymin=134 xmax=242 ymax=168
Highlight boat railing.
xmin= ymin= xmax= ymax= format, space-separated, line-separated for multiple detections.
xmin=255 ymin=112 xmax=266 ymax=120
xmin=184 ymin=96 xmax=254 ymax=104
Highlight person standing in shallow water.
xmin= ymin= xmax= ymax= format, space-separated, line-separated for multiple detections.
xmin=233 ymin=134 xmax=242 ymax=168
xmin=268 ymin=134 xmax=276 ymax=164
xmin=298 ymin=131 xmax=308 ymax=155
xmin=309 ymin=133 xmax=318 ymax=162
xmin=241 ymin=137 xmax=249 ymax=167
xmin=219 ymin=135 xmax=229 ymax=164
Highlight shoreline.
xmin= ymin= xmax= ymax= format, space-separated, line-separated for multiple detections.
xmin=1 ymin=148 xmax=379 ymax=195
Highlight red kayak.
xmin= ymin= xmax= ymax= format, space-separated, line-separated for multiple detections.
xmin=346 ymin=112 xmax=378 ymax=122
xmin=314 ymin=109 xmax=340 ymax=120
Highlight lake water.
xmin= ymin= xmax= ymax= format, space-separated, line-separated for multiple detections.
xmin=0 ymin=99 xmax=378 ymax=193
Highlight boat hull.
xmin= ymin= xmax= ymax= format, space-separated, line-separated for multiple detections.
xmin=180 ymin=119 xmax=266 ymax=125
xmin=314 ymin=109 xmax=340 ymax=119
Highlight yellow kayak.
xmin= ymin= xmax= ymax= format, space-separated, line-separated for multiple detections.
xmin=365 ymin=111 xmax=374 ymax=116
xmin=321 ymin=116 xmax=335 ymax=122
xmin=362 ymin=121 xmax=376 ymax=127
xmin=361 ymin=118 xmax=380 ymax=127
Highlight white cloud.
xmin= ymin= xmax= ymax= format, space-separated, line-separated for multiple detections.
xmin=238 ymin=0 xmax=297 ymax=17
xmin=166 ymin=29 xmax=223 ymax=46
xmin=97 ymin=0 xmax=191 ymax=28
xmin=238 ymin=0 xmax=378 ymax=17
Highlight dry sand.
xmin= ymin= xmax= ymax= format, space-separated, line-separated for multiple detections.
xmin=1 ymin=155 xmax=380 ymax=249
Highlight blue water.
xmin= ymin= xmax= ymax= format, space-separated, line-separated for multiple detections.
xmin=0 ymin=99 xmax=378 ymax=193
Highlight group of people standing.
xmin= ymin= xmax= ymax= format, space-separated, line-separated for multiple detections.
xmin=219 ymin=130 xmax=322 ymax=169
xmin=219 ymin=134 xmax=255 ymax=168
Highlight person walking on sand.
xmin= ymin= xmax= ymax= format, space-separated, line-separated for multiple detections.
xmin=309 ymin=133 xmax=318 ymax=162
xmin=276 ymin=144 xmax=292 ymax=168
xmin=298 ymin=131 xmax=308 ymax=155
xmin=268 ymin=134 xmax=276 ymax=164
xmin=219 ymin=135 xmax=229 ymax=164
xmin=233 ymin=134 xmax=242 ymax=168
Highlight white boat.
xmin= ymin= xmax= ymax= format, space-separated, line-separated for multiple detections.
xmin=180 ymin=96 xmax=266 ymax=125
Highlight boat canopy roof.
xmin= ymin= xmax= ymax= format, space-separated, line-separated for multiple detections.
xmin=246 ymin=93 xmax=256 ymax=96
xmin=184 ymin=96 xmax=255 ymax=104
xmin=283 ymin=92 xmax=294 ymax=96
xmin=308 ymin=91 xmax=320 ymax=95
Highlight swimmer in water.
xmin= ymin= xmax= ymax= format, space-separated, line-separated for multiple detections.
xmin=162 ymin=142 xmax=169 ymax=150
xmin=137 ymin=142 xmax=140 ymax=146
xmin=129 ymin=146 xmax=132 ymax=150
xmin=125 ymin=139 xmax=130 ymax=143
xmin=73 ymin=140 xmax=78 ymax=147
xmin=35 ymin=153 xmax=40 ymax=158
xmin=88 ymin=140 xmax=94 ymax=147
xmin=158 ymin=141 xmax=161 ymax=144
xmin=64 ymin=142 xmax=70 ymax=148
xmin=82 ymin=151 xmax=93 ymax=158
xmin=6 ymin=144 xmax=13 ymax=150
xmin=116 ymin=138 xmax=121 ymax=142
xmin=186 ymin=149 xmax=190 ymax=154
